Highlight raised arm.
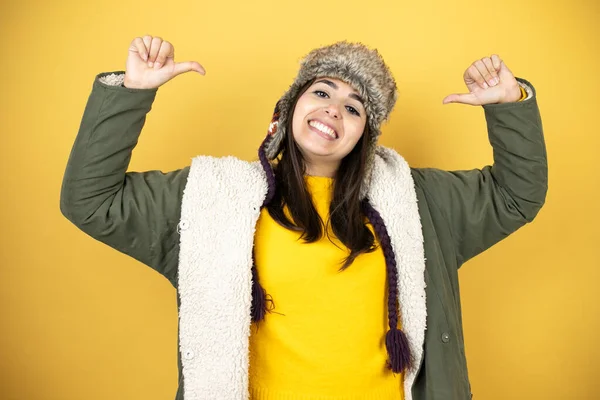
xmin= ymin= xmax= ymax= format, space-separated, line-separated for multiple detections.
xmin=412 ymin=56 xmax=548 ymax=266
xmin=60 ymin=35 xmax=205 ymax=285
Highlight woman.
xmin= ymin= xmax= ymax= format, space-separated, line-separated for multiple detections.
xmin=60 ymin=35 xmax=547 ymax=400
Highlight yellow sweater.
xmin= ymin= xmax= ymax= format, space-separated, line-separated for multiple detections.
xmin=249 ymin=176 xmax=403 ymax=399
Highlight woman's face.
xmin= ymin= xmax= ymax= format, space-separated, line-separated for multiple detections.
xmin=291 ymin=77 xmax=367 ymax=174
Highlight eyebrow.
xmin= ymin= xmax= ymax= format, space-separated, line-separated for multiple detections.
xmin=315 ymin=79 xmax=364 ymax=105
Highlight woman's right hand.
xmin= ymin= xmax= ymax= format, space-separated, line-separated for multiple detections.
xmin=123 ymin=35 xmax=206 ymax=89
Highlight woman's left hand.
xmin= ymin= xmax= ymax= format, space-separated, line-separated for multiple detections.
xmin=442 ymin=55 xmax=522 ymax=105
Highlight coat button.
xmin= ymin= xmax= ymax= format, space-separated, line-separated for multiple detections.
xmin=183 ymin=349 xmax=195 ymax=360
xmin=178 ymin=219 xmax=190 ymax=232
xmin=441 ymin=332 xmax=450 ymax=343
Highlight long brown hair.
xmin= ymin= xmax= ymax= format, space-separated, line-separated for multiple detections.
xmin=266 ymin=79 xmax=376 ymax=269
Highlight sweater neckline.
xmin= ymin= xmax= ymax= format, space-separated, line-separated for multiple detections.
xmin=304 ymin=175 xmax=334 ymax=195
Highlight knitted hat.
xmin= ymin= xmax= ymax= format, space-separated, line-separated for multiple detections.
xmin=260 ymin=40 xmax=398 ymax=200
xmin=254 ymin=41 xmax=412 ymax=374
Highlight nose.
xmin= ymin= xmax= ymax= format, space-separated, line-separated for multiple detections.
xmin=324 ymin=104 xmax=341 ymax=119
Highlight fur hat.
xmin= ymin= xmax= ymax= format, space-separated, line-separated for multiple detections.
xmin=261 ymin=41 xmax=398 ymax=199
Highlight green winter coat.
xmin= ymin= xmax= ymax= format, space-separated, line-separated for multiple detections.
xmin=60 ymin=72 xmax=547 ymax=400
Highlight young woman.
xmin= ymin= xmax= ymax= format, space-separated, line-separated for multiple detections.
xmin=60 ymin=35 xmax=547 ymax=400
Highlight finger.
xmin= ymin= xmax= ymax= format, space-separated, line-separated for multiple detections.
xmin=442 ymin=92 xmax=480 ymax=106
xmin=129 ymin=37 xmax=148 ymax=61
xmin=473 ymin=60 xmax=494 ymax=89
xmin=147 ymin=36 xmax=163 ymax=67
xmin=498 ymin=60 xmax=514 ymax=79
xmin=142 ymin=35 xmax=154 ymax=67
xmin=142 ymin=35 xmax=152 ymax=50
xmin=154 ymin=41 xmax=173 ymax=69
xmin=173 ymin=61 xmax=206 ymax=76
xmin=491 ymin=54 xmax=502 ymax=71
xmin=465 ymin=65 xmax=486 ymax=90
xmin=481 ymin=57 xmax=499 ymax=86
xmin=142 ymin=35 xmax=152 ymax=61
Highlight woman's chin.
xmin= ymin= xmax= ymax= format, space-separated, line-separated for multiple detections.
xmin=301 ymin=144 xmax=335 ymax=159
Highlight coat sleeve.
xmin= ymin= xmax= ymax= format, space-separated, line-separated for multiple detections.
xmin=60 ymin=72 xmax=188 ymax=286
xmin=410 ymin=78 xmax=548 ymax=267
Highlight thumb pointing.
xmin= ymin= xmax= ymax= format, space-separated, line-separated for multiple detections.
xmin=173 ymin=61 xmax=206 ymax=76
xmin=442 ymin=94 xmax=456 ymax=104
xmin=442 ymin=93 xmax=478 ymax=105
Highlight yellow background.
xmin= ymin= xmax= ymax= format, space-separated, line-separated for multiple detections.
xmin=1 ymin=0 xmax=598 ymax=399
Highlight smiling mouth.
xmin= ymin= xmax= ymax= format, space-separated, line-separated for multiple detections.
xmin=308 ymin=120 xmax=338 ymax=140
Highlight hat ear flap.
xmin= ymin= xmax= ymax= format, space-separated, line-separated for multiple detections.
xmin=269 ymin=101 xmax=281 ymax=131
xmin=268 ymin=114 xmax=280 ymax=137
xmin=264 ymin=100 xmax=286 ymax=159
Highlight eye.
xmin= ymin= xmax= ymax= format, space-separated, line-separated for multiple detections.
xmin=314 ymin=90 xmax=329 ymax=98
xmin=346 ymin=106 xmax=360 ymax=116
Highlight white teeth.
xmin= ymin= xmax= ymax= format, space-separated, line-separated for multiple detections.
xmin=309 ymin=121 xmax=336 ymax=138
